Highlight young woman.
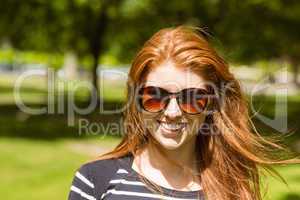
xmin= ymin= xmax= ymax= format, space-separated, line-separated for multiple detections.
xmin=68 ymin=26 xmax=298 ymax=200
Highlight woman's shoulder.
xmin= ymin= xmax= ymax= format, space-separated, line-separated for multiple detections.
xmin=68 ymin=153 xmax=133 ymax=200
xmin=78 ymin=157 xmax=119 ymax=174
xmin=75 ymin=154 xmax=132 ymax=183
xmin=78 ymin=153 xmax=133 ymax=175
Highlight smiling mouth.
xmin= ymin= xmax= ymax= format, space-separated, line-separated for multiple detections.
xmin=157 ymin=120 xmax=187 ymax=133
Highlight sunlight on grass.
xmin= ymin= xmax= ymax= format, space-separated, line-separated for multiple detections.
xmin=263 ymin=165 xmax=300 ymax=200
xmin=0 ymin=136 xmax=121 ymax=200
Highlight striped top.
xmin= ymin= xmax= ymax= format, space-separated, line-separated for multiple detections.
xmin=68 ymin=154 xmax=205 ymax=200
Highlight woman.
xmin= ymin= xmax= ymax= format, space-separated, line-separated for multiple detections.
xmin=68 ymin=26 xmax=297 ymax=200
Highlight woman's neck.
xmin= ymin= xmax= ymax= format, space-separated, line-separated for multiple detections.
xmin=132 ymin=136 xmax=201 ymax=191
xmin=146 ymin=138 xmax=198 ymax=173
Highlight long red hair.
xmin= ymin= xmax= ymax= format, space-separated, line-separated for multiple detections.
xmin=93 ymin=25 xmax=298 ymax=200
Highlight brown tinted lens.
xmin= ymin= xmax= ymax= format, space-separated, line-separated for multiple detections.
xmin=179 ymin=88 xmax=208 ymax=114
xmin=143 ymin=98 xmax=166 ymax=112
xmin=180 ymin=103 xmax=197 ymax=114
xmin=140 ymin=86 xmax=168 ymax=112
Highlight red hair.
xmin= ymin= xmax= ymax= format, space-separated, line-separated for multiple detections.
xmin=93 ymin=25 xmax=299 ymax=200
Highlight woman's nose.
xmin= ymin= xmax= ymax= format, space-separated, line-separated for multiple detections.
xmin=163 ymin=97 xmax=182 ymax=118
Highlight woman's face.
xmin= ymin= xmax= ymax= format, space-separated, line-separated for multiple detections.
xmin=139 ymin=60 xmax=208 ymax=150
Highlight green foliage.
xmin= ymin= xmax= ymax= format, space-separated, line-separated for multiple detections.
xmin=1 ymin=0 xmax=299 ymax=64
xmin=1 ymin=0 xmax=300 ymax=88
xmin=0 ymin=49 xmax=63 ymax=69
xmin=0 ymin=49 xmax=14 ymax=64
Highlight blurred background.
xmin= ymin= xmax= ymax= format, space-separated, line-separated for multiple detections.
xmin=0 ymin=0 xmax=299 ymax=199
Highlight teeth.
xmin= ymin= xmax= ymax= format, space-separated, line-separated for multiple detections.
xmin=161 ymin=122 xmax=185 ymax=130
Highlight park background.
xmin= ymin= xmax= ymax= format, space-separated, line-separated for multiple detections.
xmin=0 ymin=0 xmax=299 ymax=199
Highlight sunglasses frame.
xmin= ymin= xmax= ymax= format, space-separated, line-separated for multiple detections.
xmin=136 ymin=85 xmax=212 ymax=115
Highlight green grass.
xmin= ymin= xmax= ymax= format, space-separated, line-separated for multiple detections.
xmin=263 ymin=165 xmax=300 ymax=200
xmin=0 ymin=137 xmax=299 ymax=200
xmin=0 ymin=136 xmax=121 ymax=200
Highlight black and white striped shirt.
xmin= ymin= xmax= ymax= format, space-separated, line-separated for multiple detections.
xmin=68 ymin=154 xmax=205 ymax=200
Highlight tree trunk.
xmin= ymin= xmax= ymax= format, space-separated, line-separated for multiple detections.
xmin=88 ymin=1 xmax=110 ymax=105
xmin=91 ymin=52 xmax=100 ymax=105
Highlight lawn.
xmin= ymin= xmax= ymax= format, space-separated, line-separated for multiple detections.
xmin=0 ymin=136 xmax=120 ymax=200
xmin=0 ymin=137 xmax=299 ymax=200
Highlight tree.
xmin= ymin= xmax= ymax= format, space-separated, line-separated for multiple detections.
xmin=1 ymin=0 xmax=299 ymax=92
xmin=0 ymin=0 xmax=127 ymax=103
xmin=201 ymin=0 xmax=300 ymax=85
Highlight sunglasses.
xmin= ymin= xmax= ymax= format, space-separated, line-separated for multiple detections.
xmin=137 ymin=86 xmax=212 ymax=114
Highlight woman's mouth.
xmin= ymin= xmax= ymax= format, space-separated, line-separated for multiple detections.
xmin=157 ymin=120 xmax=187 ymax=137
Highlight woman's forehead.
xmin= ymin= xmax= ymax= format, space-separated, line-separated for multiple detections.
xmin=143 ymin=61 xmax=207 ymax=92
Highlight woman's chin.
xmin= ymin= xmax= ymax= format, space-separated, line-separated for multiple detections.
xmin=158 ymin=141 xmax=181 ymax=150
xmin=154 ymin=130 xmax=185 ymax=150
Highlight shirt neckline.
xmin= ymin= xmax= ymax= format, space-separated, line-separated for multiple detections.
xmin=119 ymin=153 xmax=204 ymax=198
